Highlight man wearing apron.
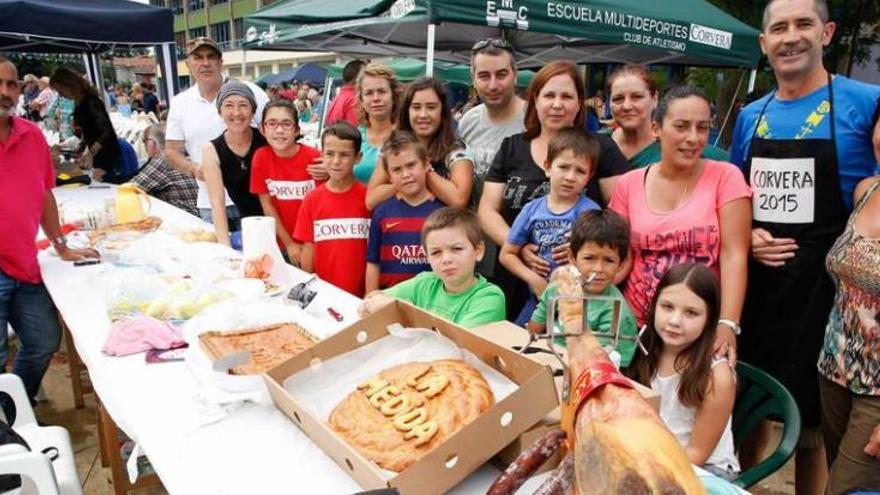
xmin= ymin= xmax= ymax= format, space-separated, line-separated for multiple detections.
xmin=729 ymin=1 xmax=880 ymax=493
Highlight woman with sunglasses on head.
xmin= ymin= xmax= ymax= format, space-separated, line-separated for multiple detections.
xmin=606 ymin=64 xmax=729 ymax=168
xmin=201 ymin=80 xmax=268 ymax=246
xmin=366 ymin=77 xmax=474 ymax=209
xmin=478 ymin=60 xmax=631 ymax=320
xmin=352 ymin=63 xmax=401 ymax=184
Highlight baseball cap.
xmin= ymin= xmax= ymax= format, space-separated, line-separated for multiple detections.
xmin=186 ymin=36 xmax=221 ymax=57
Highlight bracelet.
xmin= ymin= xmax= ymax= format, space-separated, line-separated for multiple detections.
xmin=51 ymin=235 xmax=67 ymax=248
xmin=718 ymin=318 xmax=742 ymax=336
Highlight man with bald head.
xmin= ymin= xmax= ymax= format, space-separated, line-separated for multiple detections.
xmin=730 ymin=1 xmax=880 ymax=492
xmin=0 ymin=56 xmax=97 ymax=418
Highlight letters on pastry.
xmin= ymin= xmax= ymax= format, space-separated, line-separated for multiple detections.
xmin=356 ymin=366 xmax=450 ymax=446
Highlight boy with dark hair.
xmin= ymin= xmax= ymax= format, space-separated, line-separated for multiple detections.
xmin=359 ymin=207 xmax=505 ymax=328
xmin=527 ymin=208 xmax=639 ymax=367
xmin=294 ymin=121 xmax=370 ymax=296
xmin=365 ymin=130 xmax=443 ymax=292
xmin=501 ymin=128 xmax=602 ymax=325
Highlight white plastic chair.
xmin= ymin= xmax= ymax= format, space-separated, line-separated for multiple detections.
xmin=0 ymin=374 xmax=82 ymax=495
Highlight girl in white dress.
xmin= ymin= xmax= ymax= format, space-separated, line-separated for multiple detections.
xmin=627 ymin=262 xmax=741 ymax=480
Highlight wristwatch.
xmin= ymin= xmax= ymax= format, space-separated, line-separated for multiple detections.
xmin=718 ymin=318 xmax=742 ymax=336
xmin=51 ymin=235 xmax=67 ymax=248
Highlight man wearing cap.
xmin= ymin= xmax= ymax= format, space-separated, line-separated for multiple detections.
xmin=0 ymin=56 xmax=98 ymax=416
xmin=164 ymin=36 xmax=270 ymax=225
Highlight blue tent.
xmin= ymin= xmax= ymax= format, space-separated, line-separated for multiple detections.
xmin=0 ymin=0 xmax=178 ymax=100
xmin=259 ymin=63 xmax=327 ymax=88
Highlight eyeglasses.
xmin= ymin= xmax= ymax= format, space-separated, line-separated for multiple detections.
xmin=263 ymin=120 xmax=296 ymax=130
xmin=472 ymin=38 xmax=513 ymax=52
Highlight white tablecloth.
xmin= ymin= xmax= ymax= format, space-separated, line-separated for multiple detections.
xmin=40 ymin=186 xmax=505 ymax=494
xmin=40 ymin=186 xmax=747 ymax=495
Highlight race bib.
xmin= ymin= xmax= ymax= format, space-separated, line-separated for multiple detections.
xmin=313 ymin=218 xmax=370 ymax=242
xmin=750 ymin=157 xmax=815 ymax=224
xmin=266 ymin=179 xmax=315 ymax=200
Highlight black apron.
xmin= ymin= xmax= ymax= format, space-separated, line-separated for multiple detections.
xmin=739 ymin=76 xmax=849 ymax=427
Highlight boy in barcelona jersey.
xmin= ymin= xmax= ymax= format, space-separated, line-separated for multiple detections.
xmin=294 ymin=122 xmax=371 ymax=297
xmin=365 ymin=131 xmax=444 ymax=292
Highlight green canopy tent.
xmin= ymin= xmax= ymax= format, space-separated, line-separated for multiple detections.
xmin=326 ymin=57 xmax=535 ymax=87
xmin=245 ymin=0 xmax=761 ymax=72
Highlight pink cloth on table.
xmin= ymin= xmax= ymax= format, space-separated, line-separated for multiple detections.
xmin=103 ymin=316 xmax=185 ymax=356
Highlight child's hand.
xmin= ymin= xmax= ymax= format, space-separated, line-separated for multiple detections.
xmin=551 ymin=243 xmax=570 ymax=265
xmin=713 ymin=323 xmax=737 ymax=367
xmin=357 ymin=292 xmax=393 ymax=318
xmin=522 ymin=244 xmax=551 ymax=277
xmin=285 ymin=243 xmax=302 ymax=267
xmin=307 ymin=157 xmax=329 ymax=181
xmin=865 ymin=422 xmax=880 ymax=458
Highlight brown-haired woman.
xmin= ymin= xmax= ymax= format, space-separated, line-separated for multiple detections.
xmin=607 ymin=64 xmax=729 ymax=168
xmin=353 ymin=63 xmax=400 ymax=183
xmin=50 ymin=68 xmax=123 ymax=182
xmin=477 ymin=60 xmax=631 ymax=320
xmin=366 ymin=77 xmax=474 ymax=209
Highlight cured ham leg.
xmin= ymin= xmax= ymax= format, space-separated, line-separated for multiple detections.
xmin=555 ymin=265 xmax=705 ymax=495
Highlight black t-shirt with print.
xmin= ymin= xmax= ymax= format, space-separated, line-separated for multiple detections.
xmin=485 ymin=132 xmax=630 ymax=225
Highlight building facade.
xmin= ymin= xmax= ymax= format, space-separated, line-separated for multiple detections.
xmin=148 ymin=0 xmax=336 ymax=87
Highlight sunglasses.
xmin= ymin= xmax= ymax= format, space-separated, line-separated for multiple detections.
xmin=472 ymin=38 xmax=513 ymax=52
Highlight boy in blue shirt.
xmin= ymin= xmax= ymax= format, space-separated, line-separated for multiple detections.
xmin=500 ymin=128 xmax=601 ymax=325
xmin=365 ymin=131 xmax=443 ymax=292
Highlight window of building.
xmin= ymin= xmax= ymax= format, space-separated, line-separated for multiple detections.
xmin=232 ymin=18 xmax=245 ymax=42
xmin=189 ymin=27 xmax=206 ymax=39
xmin=169 ymin=0 xmax=183 ymax=15
xmin=149 ymin=0 xmax=166 ymax=7
xmin=210 ymin=0 xmax=229 ymax=4
xmin=189 ymin=0 xmax=204 ymax=11
xmin=174 ymin=32 xmax=187 ymax=59
xmin=210 ymin=22 xmax=230 ymax=46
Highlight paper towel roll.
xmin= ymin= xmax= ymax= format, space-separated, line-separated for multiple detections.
xmin=241 ymin=216 xmax=290 ymax=284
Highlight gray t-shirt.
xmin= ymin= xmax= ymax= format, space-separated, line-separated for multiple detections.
xmin=458 ymin=103 xmax=526 ymax=205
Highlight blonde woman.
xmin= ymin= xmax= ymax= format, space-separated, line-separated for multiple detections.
xmin=353 ymin=63 xmax=400 ymax=183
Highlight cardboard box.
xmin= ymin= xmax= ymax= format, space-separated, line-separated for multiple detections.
xmin=470 ymin=321 xmax=660 ymax=473
xmin=263 ymin=300 xmax=558 ymax=494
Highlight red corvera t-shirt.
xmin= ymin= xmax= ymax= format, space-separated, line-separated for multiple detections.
xmin=250 ymin=144 xmax=322 ymax=239
xmin=0 ymin=117 xmax=55 ymax=284
xmin=293 ymin=182 xmax=371 ymax=297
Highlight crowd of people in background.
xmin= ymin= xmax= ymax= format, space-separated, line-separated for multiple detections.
xmin=2 ymin=0 xmax=880 ymax=493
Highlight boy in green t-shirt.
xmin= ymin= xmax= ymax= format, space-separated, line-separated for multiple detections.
xmin=526 ymin=209 xmax=639 ymax=367
xmin=358 ymin=207 xmax=506 ymax=328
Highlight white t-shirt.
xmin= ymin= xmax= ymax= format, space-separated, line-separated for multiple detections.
xmin=165 ymin=80 xmax=270 ymax=208
xmin=651 ymin=360 xmax=741 ymax=473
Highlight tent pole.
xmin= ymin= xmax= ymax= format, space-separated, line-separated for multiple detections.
xmin=92 ymin=53 xmax=106 ymax=100
xmin=318 ymin=73 xmax=333 ymax=139
xmin=747 ymin=69 xmax=757 ymax=93
xmin=714 ymin=70 xmax=746 ymax=147
xmin=425 ymin=23 xmax=436 ymax=77
xmin=241 ymin=48 xmax=248 ymax=81
xmin=158 ymin=43 xmax=178 ymax=103
xmin=82 ymin=54 xmax=93 ymax=85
